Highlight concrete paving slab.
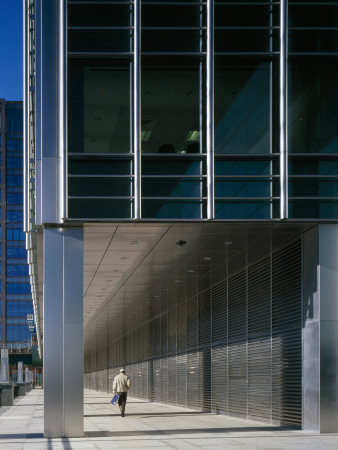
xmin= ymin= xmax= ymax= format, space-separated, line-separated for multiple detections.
xmin=0 ymin=389 xmax=338 ymax=449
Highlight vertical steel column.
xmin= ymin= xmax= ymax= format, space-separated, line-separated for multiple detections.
xmin=207 ymin=0 xmax=214 ymax=219
xmin=23 ymin=0 xmax=29 ymax=233
xmin=59 ymin=0 xmax=67 ymax=220
xmin=280 ymin=0 xmax=288 ymax=219
xmin=134 ymin=0 xmax=141 ymax=219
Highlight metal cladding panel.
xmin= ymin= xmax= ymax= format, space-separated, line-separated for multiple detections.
xmin=248 ymin=257 xmax=272 ymax=421
xmin=86 ymin=240 xmax=302 ymax=426
xmin=228 ymin=271 xmax=247 ymax=417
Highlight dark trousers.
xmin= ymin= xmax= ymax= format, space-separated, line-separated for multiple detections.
xmin=117 ymin=392 xmax=127 ymax=415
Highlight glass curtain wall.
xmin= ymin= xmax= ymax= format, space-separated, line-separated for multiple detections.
xmin=141 ymin=1 xmax=206 ymax=219
xmin=288 ymin=1 xmax=338 ymax=218
xmin=5 ymin=104 xmax=33 ymax=342
xmin=68 ymin=0 xmax=133 ymax=218
xmin=214 ymin=0 xmax=280 ymax=219
xmin=69 ymin=1 xmax=338 ymax=220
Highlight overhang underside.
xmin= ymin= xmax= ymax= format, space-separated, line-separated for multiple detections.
xmin=36 ymin=222 xmax=314 ymax=352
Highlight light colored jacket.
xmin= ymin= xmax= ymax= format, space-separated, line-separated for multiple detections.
xmin=113 ymin=373 xmax=131 ymax=393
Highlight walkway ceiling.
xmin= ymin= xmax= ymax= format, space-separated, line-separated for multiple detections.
xmin=80 ymin=222 xmax=313 ymax=348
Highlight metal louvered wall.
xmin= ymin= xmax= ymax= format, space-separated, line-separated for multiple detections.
xmin=85 ymin=239 xmax=302 ymax=425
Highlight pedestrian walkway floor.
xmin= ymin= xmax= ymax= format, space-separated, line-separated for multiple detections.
xmin=0 ymin=388 xmax=338 ymax=449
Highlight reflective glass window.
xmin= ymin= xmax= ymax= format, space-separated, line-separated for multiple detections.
xmin=7 ymin=157 xmax=23 ymax=169
xmin=289 ymin=62 xmax=338 ymax=154
xmin=6 ymin=247 xmax=27 ymax=259
xmin=6 ymin=325 xmax=31 ymax=342
xmin=141 ymin=59 xmax=204 ymax=154
xmin=68 ymin=60 xmax=131 ymax=154
xmin=215 ymin=61 xmax=272 ymax=154
xmin=6 ymin=139 xmax=23 ymax=152
xmin=7 ymin=193 xmax=24 ymax=205
xmin=7 ymin=210 xmax=24 ymax=222
xmin=5 ymin=106 xmax=23 ymax=134
xmin=7 ymin=265 xmax=29 ymax=277
xmin=7 ymin=302 xmax=33 ymax=317
xmin=6 ymin=175 xmax=23 ymax=187
xmin=7 ymin=283 xmax=31 ymax=295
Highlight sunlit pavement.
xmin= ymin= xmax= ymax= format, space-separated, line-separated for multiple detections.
xmin=0 ymin=388 xmax=338 ymax=449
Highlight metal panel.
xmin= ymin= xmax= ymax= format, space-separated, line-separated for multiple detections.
xmin=87 ymin=239 xmax=302 ymax=426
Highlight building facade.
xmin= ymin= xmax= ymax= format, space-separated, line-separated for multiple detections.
xmin=0 ymin=100 xmax=34 ymax=351
xmin=24 ymin=0 xmax=338 ymax=437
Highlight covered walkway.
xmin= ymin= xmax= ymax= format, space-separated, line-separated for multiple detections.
xmin=0 ymin=389 xmax=338 ymax=449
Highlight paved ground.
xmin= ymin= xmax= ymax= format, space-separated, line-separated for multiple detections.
xmin=0 ymin=388 xmax=338 ymax=449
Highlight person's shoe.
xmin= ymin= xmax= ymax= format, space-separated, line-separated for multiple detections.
xmin=121 ymin=411 xmax=125 ymax=417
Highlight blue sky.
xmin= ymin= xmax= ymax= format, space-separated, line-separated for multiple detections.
xmin=0 ymin=0 xmax=23 ymax=101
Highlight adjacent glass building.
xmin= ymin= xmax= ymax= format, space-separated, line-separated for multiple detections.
xmin=0 ymin=100 xmax=33 ymax=348
xmin=24 ymin=0 xmax=338 ymax=438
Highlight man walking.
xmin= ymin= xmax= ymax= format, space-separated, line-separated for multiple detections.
xmin=113 ymin=368 xmax=131 ymax=417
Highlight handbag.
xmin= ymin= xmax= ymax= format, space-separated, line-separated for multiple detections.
xmin=111 ymin=393 xmax=119 ymax=405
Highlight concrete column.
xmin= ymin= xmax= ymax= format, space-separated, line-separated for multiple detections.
xmin=18 ymin=362 xmax=23 ymax=383
xmin=303 ymin=224 xmax=338 ymax=433
xmin=0 ymin=349 xmax=9 ymax=382
xmin=25 ymin=367 xmax=29 ymax=383
xmin=44 ymin=227 xmax=84 ymax=437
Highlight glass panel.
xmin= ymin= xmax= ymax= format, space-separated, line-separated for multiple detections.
xmin=289 ymin=30 xmax=338 ymax=53
xmin=215 ymin=61 xmax=271 ymax=154
xmin=142 ymin=178 xmax=205 ymax=197
xmin=289 ymin=63 xmax=338 ymax=153
xmin=289 ymin=200 xmax=338 ymax=219
xmin=215 ymin=201 xmax=275 ymax=219
xmin=68 ymin=158 xmax=131 ymax=175
xmin=289 ymin=159 xmax=338 ymax=175
xmin=68 ymin=30 xmax=131 ymax=53
xmin=142 ymin=30 xmax=204 ymax=53
xmin=69 ymin=177 xmax=132 ymax=196
xmin=143 ymin=159 xmax=204 ymax=175
xmin=68 ymin=199 xmax=132 ymax=218
xmin=215 ymin=5 xmax=276 ymax=27
xmin=289 ymin=179 xmax=338 ymax=197
xmin=215 ymin=30 xmax=273 ymax=53
xmin=142 ymin=4 xmax=204 ymax=27
xmin=215 ymin=160 xmax=272 ymax=175
xmin=68 ymin=59 xmax=131 ymax=153
xmin=289 ymin=5 xmax=338 ymax=28
xmin=215 ymin=180 xmax=274 ymax=198
xmin=141 ymin=59 xmax=204 ymax=154
xmin=142 ymin=200 xmax=204 ymax=219
xmin=68 ymin=4 xmax=131 ymax=27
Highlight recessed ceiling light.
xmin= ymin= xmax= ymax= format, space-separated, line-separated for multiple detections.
xmin=187 ymin=269 xmax=195 ymax=273
xmin=204 ymin=257 xmax=212 ymax=261
xmin=224 ymin=241 xmax=233 ymax=245
xmin=130 ymin=240 xmax=138 ymax=244
xmin=121 ymin=256 xmax=127 ymax=260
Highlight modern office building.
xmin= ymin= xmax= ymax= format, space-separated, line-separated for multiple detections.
xmin=0 ymin=100 xmax=34 ymax=359
xmin=24 ymin=0 xmax=338 ymax=438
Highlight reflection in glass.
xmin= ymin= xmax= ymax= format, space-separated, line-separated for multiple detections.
xmin=68 ymin=60 xmax=131 ymax=153
xmin=141 ymin=59 xmax=203 ymax=154
xmin=289 ymin=63 xmax=338 ymax=153
xmin=215 ymin=62 xmax=271 ymax=154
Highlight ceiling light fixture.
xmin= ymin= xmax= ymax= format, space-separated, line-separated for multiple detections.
xmin=204 ymin=257 xmax=212 ymax=261
xmin=224 ymin=241 xmax=233 ymax=245
xmin=130 ymin=240 xmax=138 ymax=244
xmin=121 ymin=256 xmax=127 ymax=260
